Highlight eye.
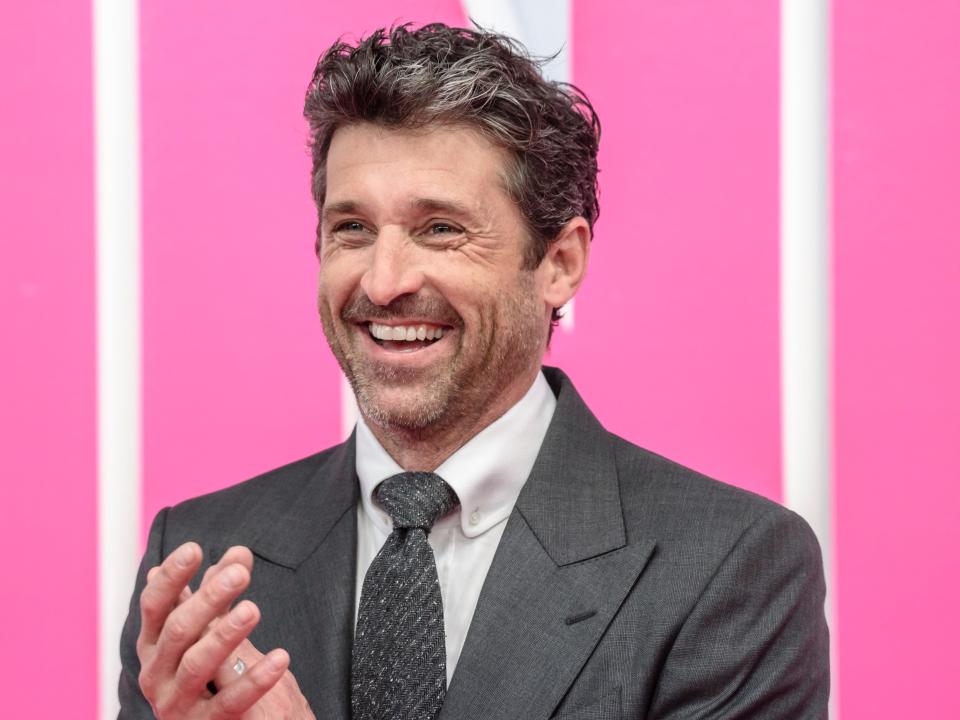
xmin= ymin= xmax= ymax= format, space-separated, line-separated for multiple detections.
xmin=424 ymin=222 xmax=463 ymax=237
xmin=326 ymin=219 xmax=374 ymax=250
xmin=334 ymin=220 xmax=366 ymax=233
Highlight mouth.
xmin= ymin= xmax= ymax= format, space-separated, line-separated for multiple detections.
xmin=364 ymin=321 xmax=450 ymax=354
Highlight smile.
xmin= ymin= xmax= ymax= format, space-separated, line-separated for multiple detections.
xmin=366 ymin=322 xmax=449 ymax=354
xmin=368 ymin=322 xmax=445 ymax=342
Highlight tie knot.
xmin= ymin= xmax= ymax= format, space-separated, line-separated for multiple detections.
xmin=375 ymin=471 xmax=459 ymax=530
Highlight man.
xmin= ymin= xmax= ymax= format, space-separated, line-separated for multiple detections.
xmin=119 ymin=23 xmax=829 ymax=719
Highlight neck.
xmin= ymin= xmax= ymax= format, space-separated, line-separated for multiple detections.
xmin=363 ymin=365 xmax=540 ymax=471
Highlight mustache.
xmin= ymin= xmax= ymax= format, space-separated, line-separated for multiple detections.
xmin=341 ymin=293 xmax=461 ymax=326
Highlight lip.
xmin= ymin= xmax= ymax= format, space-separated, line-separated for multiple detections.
xmin=354 ymin=321 xmax=454 ymax=366
xmin=356 ymin=318 xmax=452 ymax=329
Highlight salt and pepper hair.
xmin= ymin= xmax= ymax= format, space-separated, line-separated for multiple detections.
xmin=303 ymin=23 xmax=601 ymax=290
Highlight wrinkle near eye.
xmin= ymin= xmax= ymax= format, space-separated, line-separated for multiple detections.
xmin=414 ymin=226 xmax=467 ymax=250
xmin=446 ymin=232 xmax=514 ymax=268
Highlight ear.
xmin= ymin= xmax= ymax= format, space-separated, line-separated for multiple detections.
xmin=539 ymin=216 xmax=591 ymax=310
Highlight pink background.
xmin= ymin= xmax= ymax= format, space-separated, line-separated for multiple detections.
xmin=2 ymin=0 xmax=957 ymax=717
xmin=833 ymin=1 xmax=960 ymax=716
xmin=140 ymin=0 xmax=466 ymax=520
xmin=559 ymin=0 xmax=781 ymax=499
xmin=0 ymin=0 xmax=99 ymax=715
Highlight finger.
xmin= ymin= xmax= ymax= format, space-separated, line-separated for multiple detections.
xmin=139 ymin=542 xmax=202 ymax=648
xmin=197 ymin=546 xmax=255 ymax=636
xmin=148 ymin=565 xmax=192 ymax=607
xmin=178 ymin=584 xmax=193 ymax=605
xmin=201 ymin=546 xmax=255 ymax=588
xmin=209 ymin=649 xmax=290 ymax=720
xmin=153 ymin=562 xmax=251 ymax=676
xmin=210 ymin=634 xmax=267 ymax=690
xmin=149 ymin=565 xmax=192 ymax=606
xmin=185 ymin=546 xmax=257 ymax=647
xmin=173 ymin=600 xmax=260 ymax=697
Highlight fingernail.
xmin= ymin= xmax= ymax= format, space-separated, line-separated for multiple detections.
xmin=230 ymin=602 xmax=255 ymax=627
xmin=220 ymin=565 xmax=243 ymax=589
xmin=175 ymin=544 xmax=196 ymax=567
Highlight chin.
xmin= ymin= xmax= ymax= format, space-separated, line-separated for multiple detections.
xmin=358 ymin=397 xmax=448 ymax=433
xmin=354 ymin=383 xmax=451 ymax=433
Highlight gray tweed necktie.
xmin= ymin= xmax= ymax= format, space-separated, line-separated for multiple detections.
xmin=352 ymin=471 xmax=460 ymax=720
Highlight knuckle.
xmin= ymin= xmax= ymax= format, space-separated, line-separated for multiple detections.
xmin=139 ymin=603 xmax=161 ymax=631
xmin=213 ymin=692 xmax=248 ymax=717
xmin=177 ymin=648 xmax=205 ymax=681
xmin=250 ymin=667 xmax=277 ymax=691
xmin=138 ymin=665 xmax=157 ymax=696
xmin=157 ymin=559 xmax=179 ymax=581
xmin=212 ymin=617 xmax=240 ymax=644
xmin=139 ymin=585 xmax=173 ymax=621
xmin=198 ymin=580 xmax=227 ymax=608
xmin=163 ymin=616 xmax=190 ymax=644
xmin=139 ymin=588 xmax=156 ymax=614
xmin=153 ymin=691 xmax=179 ymax=718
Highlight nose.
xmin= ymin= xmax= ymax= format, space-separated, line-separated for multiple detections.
xmin=360 ymin=227 xmax=425 ymax=306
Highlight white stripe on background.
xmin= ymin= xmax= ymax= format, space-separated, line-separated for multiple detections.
xmin=93 ymin=1 xmax=143 ymax=717
xmin=463 ymin=0 xmax=571 ymax=83
xmin=781 ymin=1 xmax=836 ymax=716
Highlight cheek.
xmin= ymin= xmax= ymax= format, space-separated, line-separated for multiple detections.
xmin=316 ymin=276 xmax=334 ymax=314
xmin=317 ymin=261 xmax=358 ymax=310
xmin=461 ymin=286 xmax=514 ymax=342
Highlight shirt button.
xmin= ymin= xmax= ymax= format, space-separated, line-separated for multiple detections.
xmin=469 ymin=511 xmax=482 ymax=526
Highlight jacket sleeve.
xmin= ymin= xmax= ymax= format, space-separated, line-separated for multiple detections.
xmin=648 ymin=508 xmax=830 ymax=719
xmin=117 ymin=507 xmax=170 ymax=719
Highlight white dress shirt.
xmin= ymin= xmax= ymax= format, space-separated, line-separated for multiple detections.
xmin=354 ymin=370 xmax=557 ymax=683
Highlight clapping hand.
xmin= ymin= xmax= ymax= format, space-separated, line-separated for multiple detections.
xmin=136 ymin=542 xmax=315 ymax=719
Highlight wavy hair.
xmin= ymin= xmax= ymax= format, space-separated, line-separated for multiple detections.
xmin=303 ymin=23 xmax=601 ymax=298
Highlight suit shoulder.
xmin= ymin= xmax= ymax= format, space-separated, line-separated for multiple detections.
xmin=608 ymin=433 xmax=807 ymax=548
xmin=162 ymin=444 xmax=345 ymax=532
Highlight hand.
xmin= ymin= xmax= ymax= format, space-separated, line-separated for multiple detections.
xmin=136 ymin=542 xmax=315 ymax=719
xmin=206 ymin=635 xmax=316 ymax=720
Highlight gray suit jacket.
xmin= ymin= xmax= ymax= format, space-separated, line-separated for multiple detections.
xmin=119 ymin=367 xmax=829 ymax=719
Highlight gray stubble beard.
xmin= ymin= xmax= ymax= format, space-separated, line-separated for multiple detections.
xmin=319 ymin=273 xmax=546 ymax=440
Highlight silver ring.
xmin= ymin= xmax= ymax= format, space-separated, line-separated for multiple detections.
xmin=232 ymin=657 xmax=247 ymax=675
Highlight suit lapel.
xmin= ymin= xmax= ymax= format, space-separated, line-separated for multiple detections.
xmin=439 ymin=515 xmax=654 ymax=720
xmin=441 ymin=368 xmax=657 ymax=720
xmin=294 ymin=502 xmax=356 ymax=719
xmin=246 ymin=435 xmax=360 ymax=720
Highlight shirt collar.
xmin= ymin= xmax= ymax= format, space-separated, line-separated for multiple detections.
xmin=355 ymin=370 xmax=557 ymax=538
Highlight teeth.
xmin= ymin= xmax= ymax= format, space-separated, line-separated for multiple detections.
xmin=369 ymin=322 xmax=446 ymax=342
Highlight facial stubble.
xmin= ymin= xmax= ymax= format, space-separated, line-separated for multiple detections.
xmin=319 ymin=273 xmax=546 ymax=439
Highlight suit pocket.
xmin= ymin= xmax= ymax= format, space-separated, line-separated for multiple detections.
xmin=549 ymin=687 xmax=623 ymax=720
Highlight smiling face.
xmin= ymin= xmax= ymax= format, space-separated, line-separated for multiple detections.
xmin=316 ymin=123 xmax=556 ymax=440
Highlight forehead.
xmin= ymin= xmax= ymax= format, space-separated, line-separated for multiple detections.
xmin=324 ymin=122 xmax=513 ymax=208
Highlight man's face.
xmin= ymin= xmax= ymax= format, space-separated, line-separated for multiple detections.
xmin=317 ymin=122 xmax=553 ymax=434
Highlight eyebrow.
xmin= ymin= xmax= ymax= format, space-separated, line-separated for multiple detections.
xmin=321 ymin=197 xmax=479 ymax=225
xmin=321 ymin=200 xmax=360 ymax=224
xmin=408 ymin=197 xmax=476 ymax=220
